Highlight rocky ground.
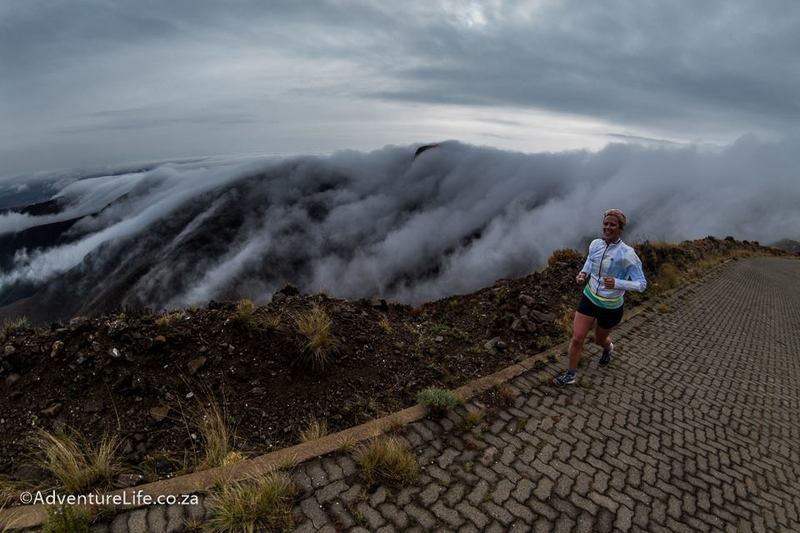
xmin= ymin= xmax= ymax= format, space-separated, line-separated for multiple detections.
xmin=0 ymin=236 xmax=785 ymax=495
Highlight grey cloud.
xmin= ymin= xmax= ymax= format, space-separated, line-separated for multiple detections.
xmin=2 ymin=137 xmax=798 ymax=316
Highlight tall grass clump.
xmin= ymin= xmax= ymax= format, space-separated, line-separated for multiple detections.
xmin=31 ymin=430 xmax=119 ymax=494
xmin=295 ymin=304 xmax=337 ymax=370
xmin=355 ymin=437 xmax=418 ymax=486
xmin=156 ymin=310 xmax=185 ymax=328
xmin=233 ymin=299 xmax=257 ymax=328
xmin=299 ymin=418 xmax=328 ymax=442
xmin=194 ymin=399 xmax=240 ymax=470
xmin=206 ymin=473 xmax=296 ymax=533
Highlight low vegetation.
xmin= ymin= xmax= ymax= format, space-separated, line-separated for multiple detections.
xmin=429 ymin=323 xmax=468 ymax=340
xmin=416 ymin=387 xmax=461 ymax=416
xmin=299 ymin=418 xmax=328 ymax=442
xmin=206 ymin=473 xmax=296 ymax=533
xmin=653 ymin=263 xmax=680 ymax=293
xmin=355 ymin=437 xmax=418 ymax=486
xmin=554 ymin=306 xmax=574 ymax=338
xmin=41 ymin=506 xmax=91 ymax=533
xmin=462 ymin=409 xmax=484 ymax=430
xmin=31 ymin=429 xmax=119 ymax=494
xmin=155 ymin=310 xmax=185 ymax=328
xmin=492 ymin=384 xmax=516 ymax=408
xmin=0 ymin=477 xmax=20 ymax=509
xmin=0 ymin=316 xmax=29 ymax=342
xmin=295 ymin=304 xmax=337 ymax=370
xmin=194 ymin=399 xmax=239 ymax=470
xmin=547 ymin=248 xmax=583 ymax=268
xmin=378 ymin=315 xmax=393 ymax=334
xmin=233 ymin=299 xmax=257 ymax=328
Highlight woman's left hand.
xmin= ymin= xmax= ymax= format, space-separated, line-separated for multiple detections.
xmin=603 ymin=276 xmax=615 ymax=289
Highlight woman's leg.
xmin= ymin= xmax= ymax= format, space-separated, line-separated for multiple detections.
xmin=568 ymin=312 xmax=595 ymax=369
xmin=594 ymin=325 xmax=613 ymax=350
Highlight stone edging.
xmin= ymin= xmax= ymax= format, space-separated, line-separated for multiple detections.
xmin=0 ymin=259 xmax=731 ymax=530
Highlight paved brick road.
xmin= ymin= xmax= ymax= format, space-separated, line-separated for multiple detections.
xmin=94 ymin=257 xmax=800 ymax=532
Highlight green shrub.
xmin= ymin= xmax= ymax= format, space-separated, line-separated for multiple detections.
xmin=416 ymin=387 xmax=461 ymax=415
xmin=42 ymin=506 xmax=91 ymax=533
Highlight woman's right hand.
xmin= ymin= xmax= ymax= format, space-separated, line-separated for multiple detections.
xmin=576 ymin=272 xmax=588 ymax=285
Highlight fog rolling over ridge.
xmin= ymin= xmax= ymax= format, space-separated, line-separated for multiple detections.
xmin=0 ymin=137 xmax=798 ymax=322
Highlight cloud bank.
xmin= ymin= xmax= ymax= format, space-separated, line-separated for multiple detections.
xmin=0 ymin=137 xmax=798 ymax=314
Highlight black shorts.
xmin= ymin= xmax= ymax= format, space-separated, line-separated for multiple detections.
xmin=576 ymin=294 xmax=624 ymax=329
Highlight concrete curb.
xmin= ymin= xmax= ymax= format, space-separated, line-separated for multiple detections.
xmin=0 ymin=258 xmax=733 ymax=530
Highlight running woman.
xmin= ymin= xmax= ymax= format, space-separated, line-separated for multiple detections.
xmin=553 ymin=209 xmax=647 ymax=386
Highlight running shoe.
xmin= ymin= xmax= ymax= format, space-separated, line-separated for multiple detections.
xmin=599 ymin=342 xmax=614 ymax=367
xmin=553 ymin=371 xmax=577 ymax=386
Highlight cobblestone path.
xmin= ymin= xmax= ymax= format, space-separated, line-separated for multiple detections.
xmin=95 ymin=257 xmax=800 ymax=532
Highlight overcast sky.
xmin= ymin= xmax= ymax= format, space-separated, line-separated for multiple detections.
xmin=2 ymin=0 xmax=799 ymax=178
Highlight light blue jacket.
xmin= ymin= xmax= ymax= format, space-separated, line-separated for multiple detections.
xmin=580 ymin=239 xmax=647 ymax=308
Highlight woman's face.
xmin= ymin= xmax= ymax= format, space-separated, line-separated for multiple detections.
xmin=602 ymin=216 xmax=622 ymax=241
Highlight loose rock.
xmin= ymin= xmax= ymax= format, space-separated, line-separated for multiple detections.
xmin=187 ymin=356 xmax=207 ymax=375
xmin=149 ymin=405 xmax=170 ymax=422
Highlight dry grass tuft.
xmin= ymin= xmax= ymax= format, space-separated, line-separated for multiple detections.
xmin=206 ymin=473 xmax=297 ymax=533
xmin=0 ymin=477 xmax=22 ymax=509
xmin=194 ymin=400 xmax=237 ymax=471
xmin=299 ymin=418 xmax=328 ymax=442
xmin=260 ymin=314 xmax=281 ymax=331
xmin=221 ymin=451 xmax=245 ymax=466
xmin=337 ymin=435 xmax=357 ymax=453
xmin=355 ymin=437 xmax=418 ymax=486
xmin=554 ymin=306 xmax=574 ymax=338
xmin=378 ymin=315 xmax=393 ymax=334
xmin=0 ymin=498 xmax=21 ymax=532
xmin=233 ymin=299 xmax=257 ymax=328
xmin=547 ymin=248 xmax=583 ymax=268
xmin=295 ymin=304 xmax=337 ymax=370
xmin=277 ymin=454 xmax=300 ymax=472
xmin=654 ymin=263 xmax=681 ymax=293
xmin=31 ymin=429 xmax=119 ymax=494
xmin=462 ymin=409 xmax=484 ymax=430
xmin=156 ymin=310 xmax=185 ymax=328
xmin=493 ymin=385 xmax=516 ymax=408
